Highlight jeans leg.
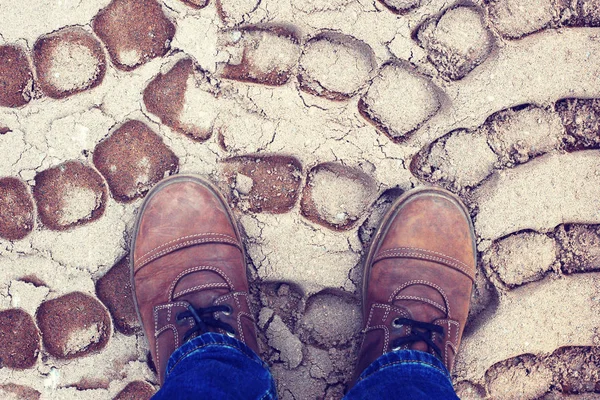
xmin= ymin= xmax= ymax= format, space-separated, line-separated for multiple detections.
xmin=344 ymin=350 xmax=459 ymax=400
xmin=153 ymin=333 xmax=277 ymax=400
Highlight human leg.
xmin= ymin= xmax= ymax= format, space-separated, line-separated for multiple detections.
xmin=153 ymin=333 xmax=276 ymax=399
xmin=345 ymin=349 xmax=458 ymax=399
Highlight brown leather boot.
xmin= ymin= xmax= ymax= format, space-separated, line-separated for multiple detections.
xmin=130 ymin=175 xmax=259 ymax=385
xmin=352 ymin=187 xmax=476 ymax=384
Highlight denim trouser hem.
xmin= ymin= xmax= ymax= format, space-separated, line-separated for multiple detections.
xmin=165 ymin=332 xmax=267 ymax=378
xmin=357 ymin=349 xmax=453 ymax=383
xmin=154 ymin=333 xmax=277 ymax=400
xmin=345 ymin=349 xmax=458 ymax=399
xmin=156 ymin=333 xmax=458 ymax=399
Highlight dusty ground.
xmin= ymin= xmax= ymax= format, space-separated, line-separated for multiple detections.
xmin=1 ymin=0 xmax=600 ymax=398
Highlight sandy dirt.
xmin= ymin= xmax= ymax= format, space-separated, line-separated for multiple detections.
xmin=1 ymin=0 xmax=600 ymax=398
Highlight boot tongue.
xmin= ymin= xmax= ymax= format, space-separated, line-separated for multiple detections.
xmin=392 ymin=285 xmax=447 ymax=353
xmin=171 ymin=270 xmax=235 ymax=339
xmin=171 ymin=270 xmax=230 ymax=306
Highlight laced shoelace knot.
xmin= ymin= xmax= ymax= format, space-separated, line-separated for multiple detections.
xmin=390 ymin=317 xmax=444 ymax=358
xmin=176 ymin=304 xmax=236 ymax=343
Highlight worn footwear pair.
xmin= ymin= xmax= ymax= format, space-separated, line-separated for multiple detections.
xmin=130 ymin=175 xmax=476 ymax=386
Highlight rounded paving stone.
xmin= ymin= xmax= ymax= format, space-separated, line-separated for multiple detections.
xmin=33 ymin=27 xmax=107 ymax=99
xmin=378 ymin=0 xmax=421 ymax=14
xmin=300 ymin=162 xmax=377 ymax=231
xmin=219 ymin=26 xmax=300 ymax=86
xmin=0 ymin=177 xmax=35 ymax=241
xmin=0 ymin=45 xmax=34 ymax=108
xmin=143 ymin=58 xmax=193 ymax=137
xmin=485 ymin=0 xmax=556 ymax=39
xmin=298 ymin=32 xmax=376 ymax=100
xmin=486 ymin=105 xmax=564 ymax=164
xmin=113 ymin=381 xmax=155 ymax=400
xmin=299 ymin=292 xmax=361 ymax=348
xmin=411 ymin=104 xmax=565 ymax=191
xmin=487 ymin=232 xmax=558 ymax=287
xmin=221 ymin=155 xmax=302 ymax=213
xmin=33 ymin=161 xmax=107 ymax=231
xmin=556 ymin=98 xmax=600 ymax=149
xmin=96 ymin=257 xmax=140 ymax=335
xmin=0 ymin=384 xmax=41 ymax=400
xmin=359 ymin=62 xmax=441 ymax=142
xmin=486 ymin=355 xmax=553 ymax=399
xmin=92 ymin=0 xmax=176 ymax=71
xmin=0 ymin=309 xmax=40 ymax=369
xmin=412 ymin=129 xmax=499 ymax=190
xmin=36 ymin=292 xmax=111 ymax=359
xmin=144 ymin=58 xmax=217 ymax=142
xmin=416 ymin=6 xmax=493 ymax=81
xmin=556 ymin=225 xmax=600 ymax=274
xmin=93 ymin=120 xmax=179 ymax=202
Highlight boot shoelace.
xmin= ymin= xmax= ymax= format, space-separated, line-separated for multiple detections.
xmin=176 ymin=304 xmax=235 ymax=343
xmin=390 ymin=318 xmax=444 ymax=358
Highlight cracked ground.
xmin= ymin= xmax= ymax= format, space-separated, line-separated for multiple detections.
xmin=1 ymin=0 xmax=600 ymax=398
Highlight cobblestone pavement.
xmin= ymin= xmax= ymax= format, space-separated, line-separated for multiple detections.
xmin=2 ymin=0 xmax=600 ymax=398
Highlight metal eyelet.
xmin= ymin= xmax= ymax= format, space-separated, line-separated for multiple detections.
xmin=226 ymin=330 xmax=236 ymax=338
xmin=222 ymin=305 xmax=233 ymax=316
xmin=392 ymin=318 xmax=403 ymax=329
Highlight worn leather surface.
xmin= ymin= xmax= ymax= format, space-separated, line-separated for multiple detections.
xmin=353 ymin=187 xmax=476 ymax=384
xmin=130 ymin=176 xmax=258 ymax=384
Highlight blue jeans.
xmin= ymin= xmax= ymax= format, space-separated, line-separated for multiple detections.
xmin=153 ymin=333 xmax=459 ymax=399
